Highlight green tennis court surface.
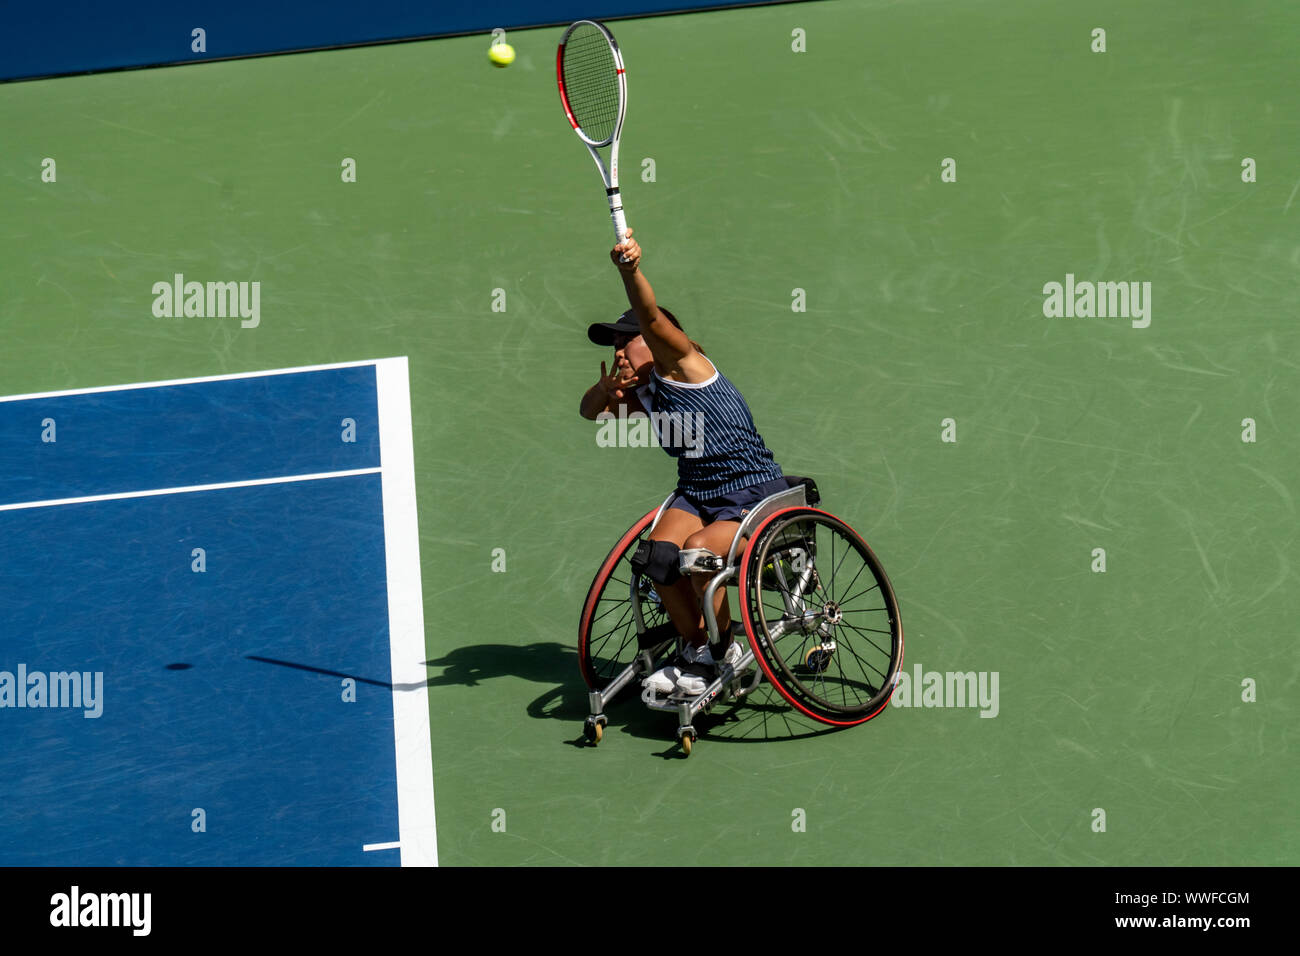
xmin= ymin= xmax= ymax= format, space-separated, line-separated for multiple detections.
xmin=3 ymin=0 xmax=1296 ymax=865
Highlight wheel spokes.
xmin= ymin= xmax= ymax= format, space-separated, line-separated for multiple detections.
xmin=749 ymin=513 xmax=900 ymax=716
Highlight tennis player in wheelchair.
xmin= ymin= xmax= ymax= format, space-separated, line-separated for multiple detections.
xmin=579 ymin=228 xmax=790 ymax=699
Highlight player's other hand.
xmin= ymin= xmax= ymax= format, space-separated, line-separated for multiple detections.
xmin=599 ymin=360 xmax=635 ymax=400
xmin=611 ymin=228 xmax=641 ymax=274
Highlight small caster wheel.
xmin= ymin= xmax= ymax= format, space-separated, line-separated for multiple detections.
xmin=584 ymin=717 xmax=605 ymax=744
xmin=679 ymin=731 xmax=695 ymax=756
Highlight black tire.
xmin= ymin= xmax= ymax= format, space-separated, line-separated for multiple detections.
xmin=738 ymin=507 xmax=903 ymax=726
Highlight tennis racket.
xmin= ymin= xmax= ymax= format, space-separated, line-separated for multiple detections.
xmin=556 ymin=20 xmax=630 ymax=255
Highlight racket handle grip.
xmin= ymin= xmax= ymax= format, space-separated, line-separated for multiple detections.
xmin=608 ymin=191 xmax=629 ymax=257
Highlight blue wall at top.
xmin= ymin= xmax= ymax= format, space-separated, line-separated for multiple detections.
xmin=0 ymin=1 xmax=778 ymax=82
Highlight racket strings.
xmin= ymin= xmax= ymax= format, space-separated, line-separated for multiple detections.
xmin=562 ymin=26 xmax=621 ymax=143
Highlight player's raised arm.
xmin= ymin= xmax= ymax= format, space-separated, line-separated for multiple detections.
xmin=610 ymin=229 xmax=692 ymax=368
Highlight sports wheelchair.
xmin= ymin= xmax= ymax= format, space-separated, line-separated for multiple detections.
xmin=578 ymin=476 xmax=904 ymax=755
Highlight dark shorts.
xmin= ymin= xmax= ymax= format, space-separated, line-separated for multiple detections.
xmin=667 ymin=476 xmax=791 ymax=524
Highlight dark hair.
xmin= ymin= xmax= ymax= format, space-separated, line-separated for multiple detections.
xmin=658 ymin=307 xmax=706 ymax=356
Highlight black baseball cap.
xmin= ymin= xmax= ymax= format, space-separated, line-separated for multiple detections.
xmin=586 ymin=307 xmax=681 ymax=346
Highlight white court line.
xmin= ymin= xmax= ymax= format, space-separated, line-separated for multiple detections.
xmin=374 ymin=357 xmax=438 ymax=867
xmin=0 ymin=468 xmax=382 ymax=512
xmin=363 ymin=841 xmax=401 ymax=852
xmin=0 ymin=356 xmax=400 ymax=403
xmin=0 ymin=358 xmax=438 ymax=866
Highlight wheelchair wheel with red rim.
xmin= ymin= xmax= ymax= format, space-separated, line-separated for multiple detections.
xmin=738 ymin=507 xmax=903 ymax=726
xmin=578 ymin=508 xmax=676 ymax=691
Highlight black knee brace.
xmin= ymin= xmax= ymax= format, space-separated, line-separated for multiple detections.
xmin=630 ymin=540 xmax=682 ymax=585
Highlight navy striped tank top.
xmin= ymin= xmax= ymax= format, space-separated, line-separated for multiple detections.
xmin=636 ymin=357 xmax=784 ymax=498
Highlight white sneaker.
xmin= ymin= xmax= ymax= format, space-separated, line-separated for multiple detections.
xmin=642 ymin=660 xmax=682 ymax=696
xmin=673 ymin=643 xmax=718 ymax=697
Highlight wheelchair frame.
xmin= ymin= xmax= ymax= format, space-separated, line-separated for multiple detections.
xmin=580 ymin=477 xmax=902 ymax=756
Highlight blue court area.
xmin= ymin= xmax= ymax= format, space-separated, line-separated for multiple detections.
xmin=0 ymin=363 xmax=432 ymax=865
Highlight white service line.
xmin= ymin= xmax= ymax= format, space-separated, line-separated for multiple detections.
xmin=0 ymin=468 xmax=383 ymax=512
xmin=363 ymin=841 xmax=401 ymax=852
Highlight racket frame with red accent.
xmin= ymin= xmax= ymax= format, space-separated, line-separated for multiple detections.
xmin=556 ymin=19 xmax=630 ymax=248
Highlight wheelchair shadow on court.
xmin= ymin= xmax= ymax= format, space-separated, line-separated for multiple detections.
xmin=423 ymin=641 xmax=844 ymax=757
xmin=426 ymin=640 xmax=625 ymax=725
xmin=424 ymin=641 xmax=582 ymax=694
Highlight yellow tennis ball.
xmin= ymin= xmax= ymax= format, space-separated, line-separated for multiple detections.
xmin=489 ymin=43 xmax=515 ymax=67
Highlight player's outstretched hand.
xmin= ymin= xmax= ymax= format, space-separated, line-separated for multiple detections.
xmin=611 ymin=227 xmax=641 ymax=275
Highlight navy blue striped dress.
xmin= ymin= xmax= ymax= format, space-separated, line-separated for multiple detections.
xmin=636 ymin=357 xmax=783 ymax=498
